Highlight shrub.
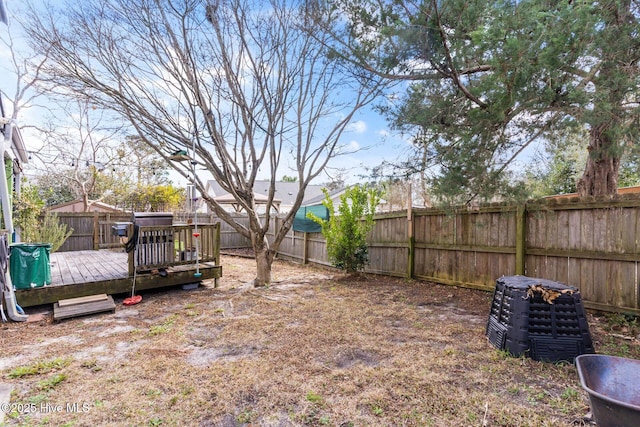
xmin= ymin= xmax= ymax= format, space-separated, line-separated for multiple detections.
xmin=308 ymin=185 xmax=380 ymax=274
xmin=31 ymin=212 xmax=74 ymax=252
xmin=12 ymin=183 xmax=45 ymax=242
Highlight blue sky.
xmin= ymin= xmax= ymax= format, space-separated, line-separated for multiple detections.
xmin=0 ymin=1 xmax=410 ymax=188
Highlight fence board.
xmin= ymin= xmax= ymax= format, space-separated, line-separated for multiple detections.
xmin=620 ymin=208 xmax=635 ymax=252
xmin=568 ymin=210 xmax=582 ymax=251
xmin=58 ymin=215 xmax=93 ymax=252
xmin=556 ymin=210 xmax=570 ymax=250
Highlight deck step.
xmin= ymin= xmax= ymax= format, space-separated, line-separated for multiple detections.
xmin=54 ymin=294 xmax=116 ymax=321
xmin=57 ymin=293 xmax=110 ymax=307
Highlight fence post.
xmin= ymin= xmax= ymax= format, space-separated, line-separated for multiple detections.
xmin=407 ymin=205 xmax=415 ymax=279
xmin=515 ymin=204 xmax=526 ymax=275
xmin=214 ymin=223 xmax=221 ymax=288
xmin=93 ymin=212 xmax=99 ymax=250
xmin=303 ymin=232 xmax=309 ymax=265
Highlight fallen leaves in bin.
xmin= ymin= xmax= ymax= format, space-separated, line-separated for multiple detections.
xmin=526 ymin=284 xmax=575 ymax=304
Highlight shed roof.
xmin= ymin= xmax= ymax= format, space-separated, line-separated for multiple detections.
xmin=48 ymin=199 xmax=127 ymax=213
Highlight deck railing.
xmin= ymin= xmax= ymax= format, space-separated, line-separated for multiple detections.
xmin=128 ymin=223 xmax=220 ymax=274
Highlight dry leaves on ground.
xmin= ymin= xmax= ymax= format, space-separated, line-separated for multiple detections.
xmin=1 ymin=255 xmax=637 ymax=426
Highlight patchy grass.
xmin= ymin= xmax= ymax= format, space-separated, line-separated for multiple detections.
xmin=148 ymin=314 xmax=178 ymax=336
xmin=0 ymin=255 xmax=637 ymax=426
xmin=36 ymin=373 xmax=67 ymax=391
xmin=7 ymin=358 xmax=72 ymax=379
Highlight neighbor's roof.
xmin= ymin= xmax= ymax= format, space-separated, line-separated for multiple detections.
xmin=206 ymin=180 xmax=326 ymax=206
xmin=301 ymin=187 xmax=347 ymax=206
xmin=212 ymin=192 xmax=270 ymax=204
xmin=544 ymin=185 xmax=640 ymax=199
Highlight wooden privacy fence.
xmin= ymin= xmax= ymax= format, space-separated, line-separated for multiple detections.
xmin=49 ymin=197 xmax=640 ymax=315
xmin=174 ymin=212 xmax=252 ymax=249
xmin=274 ymin=196 xmax=640 ymax=316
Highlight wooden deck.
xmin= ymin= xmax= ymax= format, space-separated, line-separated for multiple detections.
xmin=15 ymin=249 xmax=222 ymax=307
xmin=51 ymin=250 xmax=129 ymax=285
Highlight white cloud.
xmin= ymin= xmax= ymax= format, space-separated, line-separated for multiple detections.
xmin=348 ymin=140 xmax=360 ymax=151
xmin=347 ymin=120 xmax=367 ymax=134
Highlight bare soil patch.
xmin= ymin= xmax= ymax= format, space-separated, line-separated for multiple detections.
xmin=1 ymin=255 xmax=638 ymax=426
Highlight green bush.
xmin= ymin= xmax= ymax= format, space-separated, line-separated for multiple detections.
xmin=13 ymin=184 xmax=45 ymax=242
xmin=308 ymin=185 xmax=380 ymax=274
xmin=12 ymin=183 xmax=73 ymax=251
xmin=31 ymin=212 xmax=74 ymax=253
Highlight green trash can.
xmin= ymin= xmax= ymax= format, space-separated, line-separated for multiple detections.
xmin=9 ymin=243 xmax=52 ymax=289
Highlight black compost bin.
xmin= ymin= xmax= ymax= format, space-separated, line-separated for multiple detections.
xmin=485 ymin=275 xmax=594 ymax=362
xmin=9 ymin=243 xmax=52 ymax=289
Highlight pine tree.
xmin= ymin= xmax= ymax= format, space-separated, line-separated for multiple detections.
xmin=315 ymin=0 xmax=640 ymax=201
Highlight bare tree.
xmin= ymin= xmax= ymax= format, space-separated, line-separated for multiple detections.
xmin=22 ymin=0 xmax=385 ymax=285
xmin=30 ymin=98 xmax=129 ymax=211
xmin=33 ymin=118 xmax=175 ymax=211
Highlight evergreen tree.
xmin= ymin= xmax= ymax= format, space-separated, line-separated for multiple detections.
xmin=314 ymin=0 xmax=640 ymax=202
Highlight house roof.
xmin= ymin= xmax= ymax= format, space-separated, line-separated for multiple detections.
xmin=302 ymin=187 xmax=347 ymax=206
xmin=205 ymin=180 xmax=326 ymax=207
xmin=544 ymin=185 xmax=640 ymax=199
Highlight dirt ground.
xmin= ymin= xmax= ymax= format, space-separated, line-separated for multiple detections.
xmin=1 ymin=254 xmax=639 ymax=427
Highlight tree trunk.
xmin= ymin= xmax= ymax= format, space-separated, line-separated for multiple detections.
xmin=253 ymin=241 xmax=275 ymax=287
xmin=576 ymin=124 xmax=620 ymax=197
